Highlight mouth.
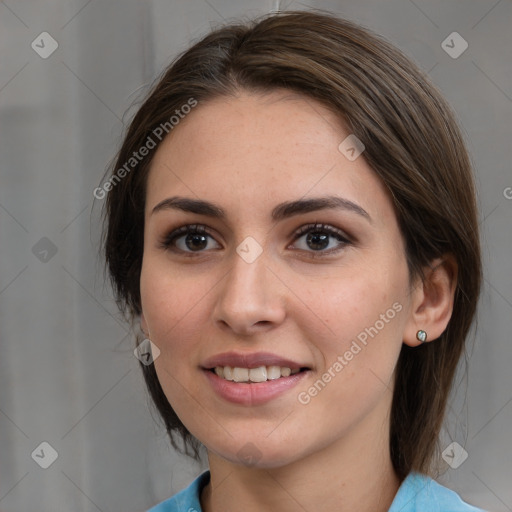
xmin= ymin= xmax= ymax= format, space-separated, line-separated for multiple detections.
xmin=209 ymin=365 xmax=308 ymax=383
xmin=201 ymin=352 xmax=311 ymax=405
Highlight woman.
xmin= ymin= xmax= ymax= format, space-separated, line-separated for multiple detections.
xmin=101 ymin=10 xmax=485 ymax=512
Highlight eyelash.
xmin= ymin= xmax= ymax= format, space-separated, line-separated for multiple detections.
xmin=159 ymin=223 xmax=352 ymax=259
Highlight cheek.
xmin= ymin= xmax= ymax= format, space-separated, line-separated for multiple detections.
xmin=140 ymin=265 xmax=210 ymax=421
xmin=293 ymin=277 xmax=405 ymax=426
xmin=298 ymin=268 xmax=407 ymax=404
xmin=305 ymin=269 xmax=405 ymax=345
xmin=139 ymin=261 xmax=208 ymax=355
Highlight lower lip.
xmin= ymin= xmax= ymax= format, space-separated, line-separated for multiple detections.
xmin=203 ymin=369 xmax=309 ymax=406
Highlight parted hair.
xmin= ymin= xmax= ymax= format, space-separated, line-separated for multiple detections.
xmin=101 ymin=10 xmax=482 ymax=480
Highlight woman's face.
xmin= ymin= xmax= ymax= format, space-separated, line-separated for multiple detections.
xmin=140 ymin=90 xmax=418 ymax=467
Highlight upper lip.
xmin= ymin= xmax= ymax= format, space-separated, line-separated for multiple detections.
xmin=202 ymin=351 xmax=308 ymax=370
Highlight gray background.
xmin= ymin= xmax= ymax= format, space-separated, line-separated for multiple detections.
xmin=0 ymin=0 xmax=511 ymax=511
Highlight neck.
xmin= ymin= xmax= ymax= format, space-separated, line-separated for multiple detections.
xmin=201 ymin=393 xmax=402 ymax=512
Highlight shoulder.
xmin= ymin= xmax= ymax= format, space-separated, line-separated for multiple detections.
xmin=146 ymin=471 xmax=210 ymax=512
xmin=389 ymin=472 xmax=488 ymax=512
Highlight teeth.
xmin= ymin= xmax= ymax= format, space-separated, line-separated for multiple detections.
xmin=267 ymin=366 xmax=281 ymax=380
xmin=249 ymin=366 xmax=267 ymax=382
xmin=233 ymin=367 xmax=249 ymax=382
xmin=213 ymin=365 xmax=302 ymax=382
xmin=280 ymin=367 xmax=291 ymax=377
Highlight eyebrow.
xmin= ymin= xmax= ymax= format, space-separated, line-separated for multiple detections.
xmin=151 ymin=195 xmax=371 ymax=223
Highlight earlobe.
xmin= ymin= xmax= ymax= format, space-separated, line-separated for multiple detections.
xmin=403 ymin=255 xmax=458 ymax=347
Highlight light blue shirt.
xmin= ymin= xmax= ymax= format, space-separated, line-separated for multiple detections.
xmin=147 ymin=470 xmax=487 ymax=511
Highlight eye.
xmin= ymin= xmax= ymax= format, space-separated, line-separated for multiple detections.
xmin=159 ymin=224 xmax=221 ymax=254
xmin=159 ymin=222 xmax=352 ymax=258
xmin=290 ymin=223 xmax=351 ymax=258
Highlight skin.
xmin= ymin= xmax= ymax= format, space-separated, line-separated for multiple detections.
xmin=139 ymin=90 xmax=457 ymax=512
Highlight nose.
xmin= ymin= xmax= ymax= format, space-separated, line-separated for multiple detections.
xmin=212 ymin=247 xmax=286 ymax=336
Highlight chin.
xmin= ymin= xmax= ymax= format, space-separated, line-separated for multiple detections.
xmin=206 ymin=434 xmax=309 ymax=469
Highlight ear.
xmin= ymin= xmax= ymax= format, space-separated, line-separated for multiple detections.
xmin=403 ymin=255 xmax=458 ymax=347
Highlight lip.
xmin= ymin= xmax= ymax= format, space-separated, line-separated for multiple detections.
xmin=201 ymin=351 xmax=306 ymax=370
xmin=201 ymin=351 xmax=311 ymax=406
xmin=203 ymin=368 xmax=309 ymax=406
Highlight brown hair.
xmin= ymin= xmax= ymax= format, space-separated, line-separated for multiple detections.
xmin=100 ymin=9 xmax=482 ymax=480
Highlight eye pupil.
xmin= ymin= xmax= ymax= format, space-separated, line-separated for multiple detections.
xmin=186 ymin=233 xmax=208 ymax=251
xmin=307 ymin=232 xmax=329 ymax=251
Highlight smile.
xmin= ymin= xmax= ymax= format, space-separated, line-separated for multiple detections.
xmin=212 ymin=365 xmax=302 ymax=383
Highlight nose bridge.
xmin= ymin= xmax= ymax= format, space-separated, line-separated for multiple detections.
xmin=213 ymin=239 xmax=284 ymax=333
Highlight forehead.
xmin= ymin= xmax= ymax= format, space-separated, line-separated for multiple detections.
xmin=145 ymin=90 xmax=393 ymax=224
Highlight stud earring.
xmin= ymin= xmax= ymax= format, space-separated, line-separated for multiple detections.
xmin=416 ymin=330 xmax=427 ymax=343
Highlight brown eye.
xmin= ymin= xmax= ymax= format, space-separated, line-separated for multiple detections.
xmin=159 ymin=222 xmax=351 ymax=259
xmin=160 ymin=224 xmax=221 ymax=254
xmin=291 ymin=223 xmax=351 ymax=258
